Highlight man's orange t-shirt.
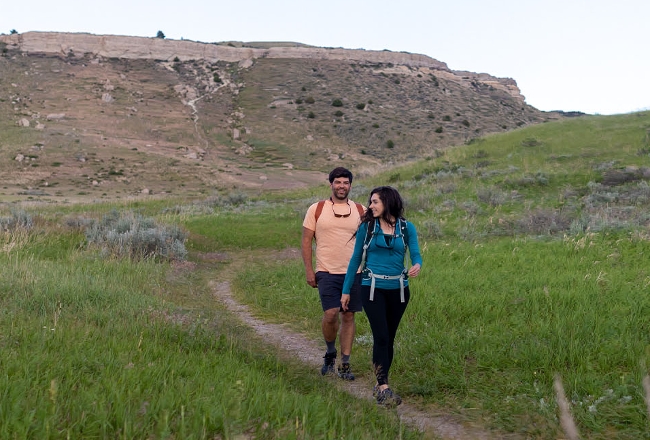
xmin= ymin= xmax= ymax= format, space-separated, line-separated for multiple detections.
xmin=303 ymin=199 xmax=364 ymax=274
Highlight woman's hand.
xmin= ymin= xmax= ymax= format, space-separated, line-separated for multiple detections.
xmin=407 ymin=263 xmax=421 ymax=278
xmin=340 ymin=293 xmax=350 ymax=311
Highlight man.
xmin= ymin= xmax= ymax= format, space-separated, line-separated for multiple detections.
xmin=301 ymin=167 xmax=364 ymax=380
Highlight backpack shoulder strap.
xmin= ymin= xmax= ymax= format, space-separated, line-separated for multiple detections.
xmin=354 ymin=202 xmax=364 ymax=217
xmin=399 ymin=219 xmax=409 ymax=249
xmin=358 ymin=220 xmax=375 ymax=272
xmin=314 ymin=200 xmax=326 ymax=223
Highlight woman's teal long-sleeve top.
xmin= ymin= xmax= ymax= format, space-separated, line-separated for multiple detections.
xmin=342 ymin=219 xmax=422 ymax=294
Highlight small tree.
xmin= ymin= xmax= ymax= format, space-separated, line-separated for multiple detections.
xmin=10 ymin=29 xmax=18 ymax=35
xmin=156 ymin=30 xmax=165 ymax=39
xmin=331 ymin=99 xmax=343 ymax=107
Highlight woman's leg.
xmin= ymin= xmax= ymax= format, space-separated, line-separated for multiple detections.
xmin=361 ymin=286 xmax=390 ymax=386
xmin=384 ymin=286 xmax=410 ymax=381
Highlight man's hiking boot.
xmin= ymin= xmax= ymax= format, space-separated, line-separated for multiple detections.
xmin=321 ymin=351 xmax=337 ymax=376
xmin=376 ymin=388 xmax=402 ymax=408
xmin=337 ymin=362 xmax=355 ymax=381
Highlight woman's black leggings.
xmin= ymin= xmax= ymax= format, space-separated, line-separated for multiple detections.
xmin=361 ymin=285 xmax=410 ymax=386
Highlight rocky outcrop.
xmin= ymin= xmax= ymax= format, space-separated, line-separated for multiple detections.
xmin=0 ymin=31 xmax=524 ymax=101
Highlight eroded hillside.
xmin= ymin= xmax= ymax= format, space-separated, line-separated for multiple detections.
xmin=0 ymin=32 xmax=561 ymax=203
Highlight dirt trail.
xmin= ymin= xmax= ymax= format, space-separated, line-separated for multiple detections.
xmin=211 ymin=277 xmax=514 ymax=440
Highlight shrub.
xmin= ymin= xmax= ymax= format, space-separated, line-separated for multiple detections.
xmin=601 ymin=169 xmax=641 ymax=186
xmin=515 ymin=208 xmax=573 ymax=235
xmin=472 ymin=149 xmax=488 ymax=158
xmin=422 ymin=220 xmax=444 ymax=238
xmin=442 ymin=115 xmax=452 ymax=122
xmin=156 ymin=30 xmax=165 ymax=39
xmin=0 ymin=209 xmax=33 ymax=231
xmin=477 ymin=187 xmax=508 ymax=207
xmin=386 ymin=140 xmax=395 ymax=149
xmin=213 ymin=73 xmax=222 ymax=83
xmin=356 ymin=103 xmax=366 ymax=110
xmin=85 ymin=210 xmax=187 ymax=261
xmin=462 ymin=119 xmax=470 ymax=127
xmin=435 ymin=127 xmax=443 ymax=133
xmin=334 ymin=110 xmax=344 ymax=117
xmin=305 ymin=96 xmax=315 ymax=104
xmin=332 ymin=99 xmax=343 ymax=107
xmin=307 ymin=111 xmax=315 ymax=119
xmin=521 ymin=137 xmax=542 ymax=147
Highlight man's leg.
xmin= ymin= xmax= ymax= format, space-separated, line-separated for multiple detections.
xmin=322 ymin=307 xmax=340 ymax=345
xmin=339 ymin=310 xmax=355 ymax=358
xmin=320 ymin=307 xmax=339 ymax=375
xmin=337 ymin=310 xmax=356 ymax=380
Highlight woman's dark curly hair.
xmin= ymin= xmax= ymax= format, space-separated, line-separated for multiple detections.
xmin=362 ymin=186 xmax=405 ymax=224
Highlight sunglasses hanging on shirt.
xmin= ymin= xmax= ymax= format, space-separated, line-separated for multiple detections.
xmin=331 ymin=199 xmax=352 ymax=218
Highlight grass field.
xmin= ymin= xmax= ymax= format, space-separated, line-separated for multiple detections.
xmin=1 ymin=111 xmax=650 ymax=438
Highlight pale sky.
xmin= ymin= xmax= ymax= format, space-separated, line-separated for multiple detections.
xmin=2 ymin=0 xmax=648 ymax=115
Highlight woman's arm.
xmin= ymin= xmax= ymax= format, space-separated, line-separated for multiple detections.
xmin=406 ymin=221 xmax=422 ymax=277
xmin=342 ymin=222 xmax=368 ymax=295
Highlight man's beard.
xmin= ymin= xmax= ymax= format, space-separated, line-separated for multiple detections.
xmin=332 ymin=189 xmax=349 ymax=201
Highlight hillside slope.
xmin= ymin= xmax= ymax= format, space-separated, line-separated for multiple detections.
xmin=0 ymin=32 xmax=562 ymax=203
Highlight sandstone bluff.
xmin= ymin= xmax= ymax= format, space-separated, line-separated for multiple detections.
xmin=0 ymin=31 xmax=525 ymax=102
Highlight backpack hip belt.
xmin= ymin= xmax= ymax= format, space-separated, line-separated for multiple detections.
xmin=366 ymin=268 xmax=407 ymax=303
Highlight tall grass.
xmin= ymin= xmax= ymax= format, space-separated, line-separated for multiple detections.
xmin=223 ymin=112 xmax=650 ymax=439
xmin=2 ymin=111 xmax=650 ymax=438
xmin=0 ymin=221 xmax=418 ymax=439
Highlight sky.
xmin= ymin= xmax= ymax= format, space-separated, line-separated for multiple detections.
xmin=2 ymin=0 xmax=648 ymax=115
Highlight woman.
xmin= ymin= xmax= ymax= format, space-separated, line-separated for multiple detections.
xmin=341 ymin=186 xmax=422 ymax=407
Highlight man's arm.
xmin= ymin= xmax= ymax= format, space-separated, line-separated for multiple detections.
xmin=301 ymin=226 xmax=317 ymax=288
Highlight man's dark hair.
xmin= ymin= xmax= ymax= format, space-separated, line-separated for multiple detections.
xmin=328 ymin=167 xmax=353 ymax=184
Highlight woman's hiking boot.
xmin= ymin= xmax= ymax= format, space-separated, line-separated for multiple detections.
xmin=376 ymin=388 xmax=402 ymax=407
xmin=321 ymin=351 xmax=337 ymax=376
xmin=337 ymin=362 xmax=355 ymax=381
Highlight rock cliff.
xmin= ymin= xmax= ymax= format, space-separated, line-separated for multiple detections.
xmin=0 ymin=31 xmax=524 ymax=101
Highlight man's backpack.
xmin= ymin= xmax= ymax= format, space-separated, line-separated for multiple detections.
xmin=314 ymin=199 xmax=364 ymax=222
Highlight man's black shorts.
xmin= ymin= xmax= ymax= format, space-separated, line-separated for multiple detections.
xmin=315 ymin=271 xmax=363 ymax=312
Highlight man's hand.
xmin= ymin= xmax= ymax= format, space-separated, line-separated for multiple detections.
xmin=306 ymin=270 xmax=317 ymax=288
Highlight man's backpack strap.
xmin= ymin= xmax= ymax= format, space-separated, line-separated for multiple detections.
xmin=314 ymin=200 xmax=364 ymax=222
xmin=355 ymin=202 xmax=364 ymax=217
xmin=314 ymin=200 xmax=326 ymax=223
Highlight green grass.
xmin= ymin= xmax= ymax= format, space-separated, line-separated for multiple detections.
xmin=2 ymin=111 xmax=650 ymax=438
xmin=0 ymin=226 xmax=417 ymax=439
xmin=224 ymin=112 xmax=650 ymax=439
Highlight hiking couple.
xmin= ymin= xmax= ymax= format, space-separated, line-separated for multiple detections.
xmin=301 ymin=167 xmax=422 ymax=407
